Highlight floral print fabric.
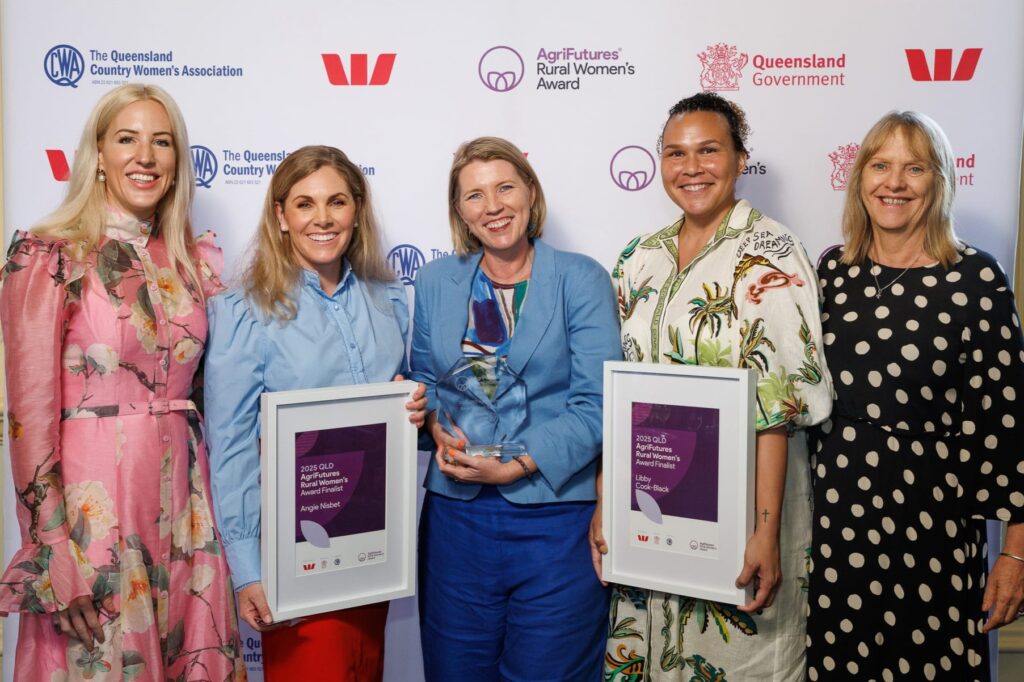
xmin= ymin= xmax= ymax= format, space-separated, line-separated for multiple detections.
xmin=604 ymin=200 xmax=832 ymax=681
xmin=0 ymin=214 xmax=244 ymax=681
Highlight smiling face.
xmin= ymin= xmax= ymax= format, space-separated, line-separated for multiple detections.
xmin=660 ymin=110 xmax=746 ymax=230
xmin=455 ymin=159 xmax=536 ymax=260
xmin=276 ymin=166 xmax=358 ymax=292
xmin=859 ymin=129 xmax=934 ymax=238
xmin=98 ymin=99 xmax=176 ymax=220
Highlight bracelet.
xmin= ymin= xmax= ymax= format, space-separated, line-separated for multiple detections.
xmin=1000 ymin=552 xmax=1024 ymax=564
xmin=512 ymin=455 xmax=533 ymax=481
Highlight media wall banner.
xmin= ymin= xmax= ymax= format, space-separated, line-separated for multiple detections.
xmin=3 ymin=1 xmax=1022 ymax=680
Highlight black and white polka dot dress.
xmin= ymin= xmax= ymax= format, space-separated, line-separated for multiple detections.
xmin=806 ymin=245 xmax=1024 ymax=681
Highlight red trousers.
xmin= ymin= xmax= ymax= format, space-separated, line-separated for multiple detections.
xmin=261 ymin=602 xmax=389 ymax=681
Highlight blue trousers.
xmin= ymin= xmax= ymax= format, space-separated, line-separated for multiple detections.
xmin=419 ymin=488 xmax=609 ymax=681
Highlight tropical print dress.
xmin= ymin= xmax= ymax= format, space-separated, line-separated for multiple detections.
xmin=0 ymin=211 xmax=245 ymax=682
xmin=604 ymin=200 xmax=832 ymax=681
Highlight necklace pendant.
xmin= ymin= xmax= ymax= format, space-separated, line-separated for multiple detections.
xmin=875 ymin=292 xmax=882 ymax=299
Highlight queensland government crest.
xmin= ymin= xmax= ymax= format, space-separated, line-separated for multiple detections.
xmin=697 ymin=43 xmax=748 ymax=91
xmin=828 ymin=143 xmax=860 ymax=191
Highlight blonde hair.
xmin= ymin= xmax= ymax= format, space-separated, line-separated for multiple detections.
xmin=32 ymin=83 xmax=202 ymax=294
xmin=841 ymin=111 xmax=960 ymax=268
xmin=447 ymin=136 xmax=546 ymax=255
xmin=243 ymin=145 xmax=393 ymax=321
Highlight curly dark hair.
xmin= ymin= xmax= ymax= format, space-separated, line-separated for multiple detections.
xmin=659 ymin=92 xmax=751 ymax=155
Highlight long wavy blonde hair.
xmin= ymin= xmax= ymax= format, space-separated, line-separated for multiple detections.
xmin=243 ymin=145 xmax=394 ymax=321
xmin=33 ymin=83 xmax=202 ymax=294
xmin=841 ymin=111 xmax=961 ymax=268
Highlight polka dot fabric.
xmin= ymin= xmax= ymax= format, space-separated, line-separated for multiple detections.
xmin=807 ymin=245 xmax=1024 ymax=681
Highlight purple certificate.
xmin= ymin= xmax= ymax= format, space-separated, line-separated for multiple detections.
xmin=631 ymin=402 xmax=719 ymax=523
xmin=294 ymin=423 xmax=386 ymax=546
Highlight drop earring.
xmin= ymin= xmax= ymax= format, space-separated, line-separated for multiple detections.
xmin=97 ymin=168 xmax=107 ymax=183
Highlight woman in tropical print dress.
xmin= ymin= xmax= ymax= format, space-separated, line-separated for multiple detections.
xmin=593 ymin=92 xmax=832 ymax=681
xmin=0 ymin=84 xmax=245 ymax=681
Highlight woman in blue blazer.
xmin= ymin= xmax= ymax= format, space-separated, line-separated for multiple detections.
xmin=411 ymin=136 xmax=621 ymax=681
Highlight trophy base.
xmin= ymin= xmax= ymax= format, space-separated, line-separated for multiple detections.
xmin=464 ymin=442 xmax=526 ymax=460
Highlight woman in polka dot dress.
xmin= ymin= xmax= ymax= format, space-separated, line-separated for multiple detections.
xmin=807 ymin=111 xmax=1024 ymax=681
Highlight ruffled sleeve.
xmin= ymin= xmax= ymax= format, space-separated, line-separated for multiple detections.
xmin=193 ymin=230 xmax=225 ymax=299
xmin=730 ymin=215 xmax=834 ymax=431
xmin=958 ymin=251 xmax=1024 ymax=522
xmin=0 ymin=231 xmax=95 ymax=614
xmin=204 ymin=290 xmax=267 ymax=589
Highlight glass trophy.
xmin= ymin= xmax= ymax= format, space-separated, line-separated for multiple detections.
xmin=436 ymin=356 xmax=527 ymax=459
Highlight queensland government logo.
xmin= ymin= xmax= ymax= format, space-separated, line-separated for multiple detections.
xmin=698 ymin=43 xmax=747 ymax=91
xmin=388 ymin=244 xmax=426 ymax=286
xmin=609 ymin=146 xmax=655 ymax=191
xmin=479 ymin=46 xmax=524 ymax=92
xmin=191 ymin=146 xmax=218 ymax=188
xmin=905 ymin=48 xmax=982 ymax=82
xmin=322 ymin=53 xmax=396 ymax=86
xmin=45 ymin=44 xmax=85 ymax=87
xmin=829 ymin=143 xmax=860 ymax=191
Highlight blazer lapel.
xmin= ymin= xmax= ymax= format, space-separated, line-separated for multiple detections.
xmin=435 ymin=253 xmax=494 ymax=411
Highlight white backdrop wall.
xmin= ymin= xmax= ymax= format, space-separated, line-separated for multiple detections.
xmin=2 ymin=1 xmax=1022 ymax=680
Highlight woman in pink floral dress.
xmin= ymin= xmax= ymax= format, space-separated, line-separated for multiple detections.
xmin=0 ymin=84 xmax=245 ymax=681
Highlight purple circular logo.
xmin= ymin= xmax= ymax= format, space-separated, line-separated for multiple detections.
xmin=610 ymin=146 xmax=656 ymax=191
xmin=478 ymin=46 xmax=524 ymax=92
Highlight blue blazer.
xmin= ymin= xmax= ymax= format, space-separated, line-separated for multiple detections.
xmin=410 ymin=240 xmax=621 ymax=504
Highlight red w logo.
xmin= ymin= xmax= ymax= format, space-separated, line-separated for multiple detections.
xmin=905 ymin=48 xmax=982 ymax=82
xmin=322 ymin=53 xmax=396 ymax=86
xmin=637 ymin=534 xmax=649 ymax=542
xmin=302 ymin=562 xmax=316 ymax=571
xmin=46 ymin=149 xmax=71 ymax=181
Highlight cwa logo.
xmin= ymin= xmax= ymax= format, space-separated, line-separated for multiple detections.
xmin=322 ymin=53 xmax=396 ymax=86
xmin=191 ymin=145 xmax=218 ymax=188
xmin=46 ymin=149 xmax=72 ymax=182
xmin=829 ymin=143 xmax=860 ymax=191
xmin=905 ymin=48 xmax=982 ymax=82
xmin=697 ymin=43 xmax=748 ymax=91
xmin=45 ymin=44 xmax=85 ymax=88
xmin=479 ymin=46 xmax=525 ymax=92
xmin=609 ymin=146 xmax=656 ymax=191
xmin=388 ymin=244 xmax=426 ymax=286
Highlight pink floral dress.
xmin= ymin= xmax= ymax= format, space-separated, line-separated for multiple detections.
xmin=0 ymin=211 xmax=245 ymax=682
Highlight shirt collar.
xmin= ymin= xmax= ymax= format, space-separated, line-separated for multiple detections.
xmin=103 ymin=205 xmax=155 ymax=247
xmin=300 ymin=259 xmax=353 ymax=298
xmin=652 ymin=199 xmax=758 ymax=271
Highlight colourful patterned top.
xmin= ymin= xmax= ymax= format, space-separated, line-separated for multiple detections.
xmin=604 ymin=200 xmax=832 ymax=682
xmin=0 ymin=210 xmax=245 ymax=681
xmin=461 ymin=268 xmax=528 ymax=399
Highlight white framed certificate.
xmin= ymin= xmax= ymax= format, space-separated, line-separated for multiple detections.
xmin=602 ymin=362 xmax=756 ymax=605
xmin=260 ymin=381 xmax=417 ymax=621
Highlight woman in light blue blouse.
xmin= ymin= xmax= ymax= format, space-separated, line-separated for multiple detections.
xmin=205 ymin=145 xmax=425 ymax=682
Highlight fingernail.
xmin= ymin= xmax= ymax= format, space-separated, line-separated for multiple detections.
xmin=457 ymin=440 xmax=465 ymax=448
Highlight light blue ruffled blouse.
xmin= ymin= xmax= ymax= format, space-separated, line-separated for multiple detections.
xmin=205 ymin=265 xmax=408 ymax=589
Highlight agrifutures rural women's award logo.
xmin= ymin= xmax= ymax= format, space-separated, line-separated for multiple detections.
xmin=44 ymin=44 xmax=244 ymax=88
xmin=478 ymin=45 xmax=637 ymax=92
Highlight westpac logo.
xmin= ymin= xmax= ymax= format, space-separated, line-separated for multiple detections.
xmin=609 ymin=146 xmax=655 ymax=191
xmin=322 ymin=53 xmax=396 ymax=86
xmin=388 ymin=244 xmax=426 ymax=286
xmin=302 ymin=562 xmax=316 ymax=571
xmin=828 ymin=143 xmax=860 ymax=191
xmin=191 ymin=145 xmax=218 ymax=188
xmin=637 ymin=533 xmax=649 ymax=542
xmin=698 ymin=43 xmax=747 ymax=91
xmin=905 ymin=48 xmax=982 ymax=82
xmin=479 ymin=46 xmax=525 ymax=92
xmin=45 ymin=44 xmax=85 ymax=87
xmin=46 ymin=149 xmax=72 ymax=182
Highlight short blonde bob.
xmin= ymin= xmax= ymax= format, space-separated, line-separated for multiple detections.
xmin=842 ymin=111 xmax=960 ymax=268
xmin=447 ymin=136 xmax=546 ymax=255
xmin=33 ymin=83 xmax=202 ymax=294
xmin=243 ymin=145 xmax=393 ymax=321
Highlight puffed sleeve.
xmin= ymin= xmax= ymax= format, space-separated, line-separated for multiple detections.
xmin=0 ymin=231 xmax=94 ymax=614
xmin=193 ymin=230 xmax=226 ymax=299
xmin=516 ymin=255 xmax=622 ymax=493
xmin=958 ymin=252 xmax=1024 ymax=522
xmin=385 ymin=278 xmax=411 ymax=375
xmin=731 ymin=222 xmax=833 ymax=432
xmin=205 ymin=290 xmax=266 ymax=589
